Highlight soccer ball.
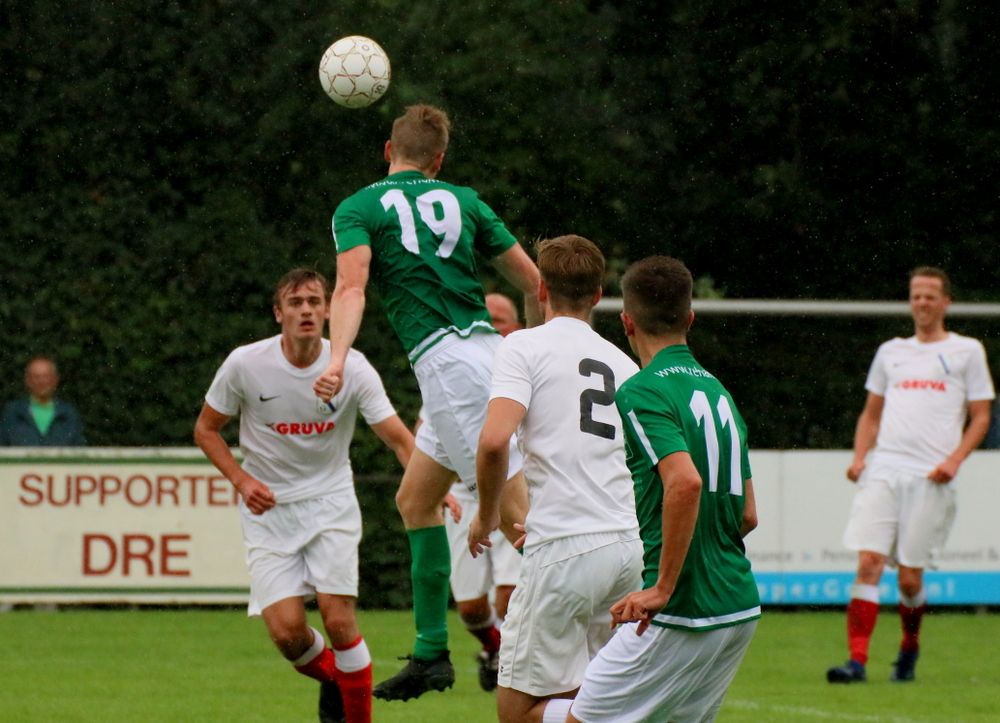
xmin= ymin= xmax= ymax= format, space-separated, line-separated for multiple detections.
xmin=318 ymin=36 xmax=391 ymax=109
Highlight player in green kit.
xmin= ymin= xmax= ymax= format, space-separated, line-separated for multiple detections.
xmin=314 ymin=104 xmax=540 ymax=702
xmin=542 ymin=256 xmax=760 ymax=723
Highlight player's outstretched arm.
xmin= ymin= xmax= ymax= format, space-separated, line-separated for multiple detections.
xmin=491 ymin=244 xmax=542 ymax=328
xmin=470 ymin=397 xmax=526 ymax=557
xmin=314 ymin=245 xmax=371 ymax=402
xmin=370 ymin=414 xmax=415 ymax=469
xmin=194 ymin=403 xmax=276 ymax=515
xmin=929 ymin=399 xmax=992 ymax=483
xmin=847 ymin=392 xmax=884 ymax=482
xmin=611 ymin=451 xmax=701 ymax=635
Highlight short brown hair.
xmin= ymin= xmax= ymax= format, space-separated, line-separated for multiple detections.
xmin=909 ymin=266 xmax=951 ymax=298
xmin=390 ymin=104 xmax=451 ymax=169
xmin=621 ymin=256 xmax=693 ymax=335
xmin=537 ymin=235 xmax=605 ymax=312
xmin=273 ymin=268 xmax=329 ymax=307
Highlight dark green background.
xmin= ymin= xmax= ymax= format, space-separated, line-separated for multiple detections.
xmin=3 ymin=2 xmax=998 ymax=606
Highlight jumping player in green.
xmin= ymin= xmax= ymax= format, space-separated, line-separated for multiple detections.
xmin=541 ymin=256 xmax=760 ymax=723
xmin=313 ymin=104 xmax=540 ymax=702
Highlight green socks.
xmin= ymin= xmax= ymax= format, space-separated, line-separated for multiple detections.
xmin=407 ymin=525 xmax=451 ymax=660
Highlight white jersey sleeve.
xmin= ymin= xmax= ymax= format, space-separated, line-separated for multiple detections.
xmin=345 ymin=350 xmax=398 ymax=425
xmin=490 ymin=336 xmax=534 ymax=409
xmin=867 ymin=333 xmax=995 ymax=476
xmin=964 ymin=340 xmax=995 ymax=401
xmin=205 ymin=350 xmax=246 ymax=416
xmin=864 ymin=341 xmax=892 ymax=397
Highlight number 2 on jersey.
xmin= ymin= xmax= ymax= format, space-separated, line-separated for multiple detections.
xmin=380 ymin=189 xmax=461 ymax=258
xmin=578 ymin=358 xmax=616 ymax=440
xmin=688 ymin=389 xmax=743 ymax=495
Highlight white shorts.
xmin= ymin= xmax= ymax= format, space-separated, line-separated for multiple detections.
xmin=571 ymin=619 xmax=757 ymax=723
xmin=842 ymin=467 xmax=956 ymax=568
xmin=498 ymin=530 xmax=643 ymax=697
xmin=414 ymin=332 xmax=522 ymax=491
xmin=445 ymin=487 xmax=521 ymax=602
xmin=240 ymin=489 xmax=362 ymax=616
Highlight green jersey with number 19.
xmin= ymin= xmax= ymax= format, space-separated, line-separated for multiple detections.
xmin=615 ymin=344 xmax=760 ymax=631
xmin=332 ymin=170 xmax=517 ymax=363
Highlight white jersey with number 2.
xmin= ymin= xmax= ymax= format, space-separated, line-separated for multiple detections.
xmin=490 ymin=317 xmax=640 ymax=549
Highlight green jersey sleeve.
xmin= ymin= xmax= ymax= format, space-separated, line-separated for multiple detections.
xmin=331 ymin=194 xmax=373 ymax=254
xmin=471 ymin=196 xmax=517 ymax=259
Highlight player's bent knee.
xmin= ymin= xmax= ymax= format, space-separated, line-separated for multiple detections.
xmin=457 ymin=596 xmax=491 ymax=624
xmin=267 ymin=623 xmax=312 ymax=659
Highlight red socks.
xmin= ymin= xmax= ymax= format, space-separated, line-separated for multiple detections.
xmin=333 ymin=636 xmax=373 ymax=723
xmin=294 ymin=638 xmax=336 ymax=682
xmin=293 ymin=630 xmax=372 ymax=723
xmin=469 ymin=623 xmax=501 ymax=653
xmin=846 ymin=598 xmax=879 ymax=665
xmin=898 ymin=603 xmax=926 ymax=654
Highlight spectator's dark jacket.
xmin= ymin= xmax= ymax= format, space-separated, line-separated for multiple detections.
xmin=0 ymin=399 xmax=87 ymax=446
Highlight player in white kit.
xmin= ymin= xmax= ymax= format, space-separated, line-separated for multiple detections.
xmin=470 ymin=235 xmax=642 ymax=723
xmin=827 ymin=267 xmax=994 ymax=685
xmin=194 ymin=269 xmax=414 ymax=723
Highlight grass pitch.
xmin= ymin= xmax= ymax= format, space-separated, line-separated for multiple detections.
xmin=0 ymin=608 xmax=996 ymax=722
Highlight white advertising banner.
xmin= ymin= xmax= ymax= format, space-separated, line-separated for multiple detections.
xmin=1 ymin=448 xmax=998 ymax=606
xmin=0 ymin=448 xmax=248 ymax=604
xmin=746 ymin=450 xmax=1000 ymax=605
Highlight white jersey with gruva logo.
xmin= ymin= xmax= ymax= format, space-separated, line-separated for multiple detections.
xmin=866 ymin=332 xmax=994 ymax=477
xmin=205 ymin=336 xmax=396 ymax=503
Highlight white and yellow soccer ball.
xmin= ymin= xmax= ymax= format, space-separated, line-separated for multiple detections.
xmin=318 ymin=35 xmax=391 ymax=109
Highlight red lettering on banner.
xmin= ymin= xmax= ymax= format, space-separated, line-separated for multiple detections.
xmin=157 ymin=476 xmax=180 ymax=505
xmin=123 ymin=534 xmax=155 ymax=576
xmin=82 ymin=533 xmax=193 ymax=577
xmin=161 ymin=534 xmax=191 ymax=576
xmin=125 ymin=476 xmax=153 ymax=506
xmin=18 ymin=473 xmax=241 ymax=507
xmin=48 ymin=476 xmax=72 ymax=506
xmin=75 ymin=475 xmax=98 ymax=504
xmin=208 ymin=476 xmax=231 ymax=506
xmin=100 ymin=475 xmax=122 ymax=505
xmin=83 ymin=534 xmax=117 ymax=575
xmin=18 ymin=475 xmax=44 ymax=506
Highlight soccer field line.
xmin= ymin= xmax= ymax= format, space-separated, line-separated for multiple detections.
xmin=726 ymin=699 xmax=927 ymax=723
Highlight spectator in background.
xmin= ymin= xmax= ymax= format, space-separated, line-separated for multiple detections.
xmin=0 ymin=356 xmax=86 ymax=446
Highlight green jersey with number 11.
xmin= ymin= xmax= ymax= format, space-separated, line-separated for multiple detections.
xmin=332 ymin=170 xmax=517 ymax=363
xmin=615 ymin=344 xmax=760 ymax=631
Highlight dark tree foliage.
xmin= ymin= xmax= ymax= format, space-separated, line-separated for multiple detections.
xmin=2 ymin=1 xmax=997 ymax=448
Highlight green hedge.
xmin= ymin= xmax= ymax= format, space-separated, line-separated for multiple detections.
xmin=3 ymin=2 xmax=998 ymax=459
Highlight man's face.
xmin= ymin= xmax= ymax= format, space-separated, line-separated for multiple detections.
xmin=274 ymin=280 xmax=329 ymax=341
xmin=909 ymin=275 xmax=950 ymax=329
xmin=486 ymin=295 xmax=521 ymax=337
xmin=25 ymin=359 xmax=58 ymax=400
